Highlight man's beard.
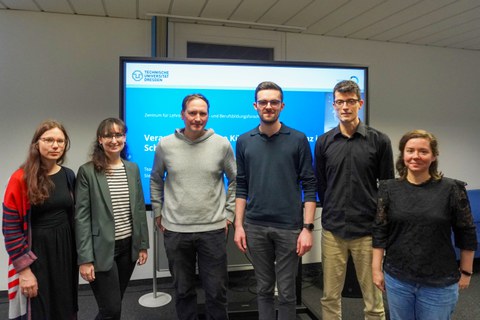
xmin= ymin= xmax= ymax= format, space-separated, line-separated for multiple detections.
xmin=259 ymin=113 xmax=279 ymax=124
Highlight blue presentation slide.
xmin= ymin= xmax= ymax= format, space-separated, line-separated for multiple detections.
xmin=122 ymin=60 xmax=366 ymax=204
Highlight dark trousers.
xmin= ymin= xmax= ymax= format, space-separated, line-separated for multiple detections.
xmin=244 ymin=223 xmax=300 ymax=320
xmin=164 ymin=229 xmax=228 ymax=320
xmin=90 ymin=237 xmax=136 ymax=320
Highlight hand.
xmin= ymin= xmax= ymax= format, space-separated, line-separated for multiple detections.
xmin=297 ymin=229 xmax=313 ymax=257
xmin=234 ymin=226 xmax=247 ymax=253
xmin=137 ymin=249 xmax=148 ymax=265
xmin=372 ymin=270 xmax=385 ymax=292
xmin=459 ymin=273 xmax=471 ymax=290
xmin=80 ymin=263 xmax=96 ymax=282
xmin=19 ymin=267 xmax=38 ymax=298
xmin=155 ymin=216 xmax=165 ymax=233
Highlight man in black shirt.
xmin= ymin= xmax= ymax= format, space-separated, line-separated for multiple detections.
xmin=315 ymin=80 xmax=394 ymax=320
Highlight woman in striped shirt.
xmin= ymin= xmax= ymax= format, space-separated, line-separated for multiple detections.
xmin=75 ymin=118 xmax=149 ymax=320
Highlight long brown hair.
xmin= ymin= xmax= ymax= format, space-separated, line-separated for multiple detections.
xmin=91 ymin=118 xmax=127 ymax=172
xmin=396 ymin=129 xmax=442 ymax=181
xmin=22 ymin=120 xmax=70 ymax=205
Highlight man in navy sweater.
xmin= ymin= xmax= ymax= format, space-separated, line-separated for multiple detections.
xmin=234 ymin=81 xmax=317 ymax=320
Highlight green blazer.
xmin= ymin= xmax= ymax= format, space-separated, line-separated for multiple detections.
xmin=75 ymin=160 xmax=149 ymax=272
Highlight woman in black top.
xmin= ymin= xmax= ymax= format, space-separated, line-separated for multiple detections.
xmin=372 ymin=129 xmax=477 ymax=320
xmin=2 ymin=120 xmax=77 ymax=320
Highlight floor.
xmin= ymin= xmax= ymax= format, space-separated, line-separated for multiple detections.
xmin=1 ymin=262 xmax=479 ymax=319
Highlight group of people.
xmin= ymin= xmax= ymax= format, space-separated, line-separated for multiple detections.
xmin=2 ymin=79 xmax=477 ymax=320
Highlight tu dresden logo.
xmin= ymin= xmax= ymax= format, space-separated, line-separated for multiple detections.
xmin=132 ymin=70 xmax=143 ymax=81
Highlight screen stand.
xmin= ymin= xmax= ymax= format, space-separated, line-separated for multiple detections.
xmin=138 ymin=213 xmax=172 ymax=307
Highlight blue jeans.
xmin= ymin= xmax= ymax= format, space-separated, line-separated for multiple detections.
xmin=385 ymin=272 xmax=459 ymax=320
xmin=90 ymin=237 xmax=136 ymax=320
xmin=163 ymin=229 xmax=228 ymax=320
xmin=244 ymin=222 xmax=300 ymax=320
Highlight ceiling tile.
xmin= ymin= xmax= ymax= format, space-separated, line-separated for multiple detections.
xmin=349 ymin=0 xmax=456 ymax=40
xmin=1 ymin=0 xmax=480 ymax=51
xmin=70 ymin=0 xmax=105 ymax=16
xmin=229 ymin=0 xmax=278 ymax=22
xmin=104 ymin=0 xmax=137 ymax=19
xmin=285 ymin=0 xmax=349 ymax=27
xmin=170 ymin=0 xmax=205 ymax=17
xmin=430 ymin=21 xmax=480 ymax=47
xmin=2 ymin=0 xmax=39 ymax=11
xmin=200 ymin=0 xmax=242 ymax=19
xmin=36 ymin=0 xmax=74 ymax=14
xmin=391 ymin=2 xmax=480 ymax=43
xmin=409 ymin=19 xmax=480 ymax=46
xmin=255 ymin=0 xmax=312 ymax=25
xmin=306 ymin=0 xmax=384 ymax=35
xmin=325 ymin=0 xmax=422 ymax=37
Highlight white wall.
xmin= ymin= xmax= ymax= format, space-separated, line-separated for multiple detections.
xmin=1 ymin=12 xmax=480 ymax=290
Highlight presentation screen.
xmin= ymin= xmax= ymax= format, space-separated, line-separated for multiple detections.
xmin=120 ymin=57 xmax=368 ymax=207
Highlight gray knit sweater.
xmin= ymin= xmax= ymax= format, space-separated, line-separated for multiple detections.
xmin=150 ymin=128 xmax=236 ymax=232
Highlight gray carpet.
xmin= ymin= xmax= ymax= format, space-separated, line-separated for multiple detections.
xmin=1 ymin=262 xmax=479 ymax=319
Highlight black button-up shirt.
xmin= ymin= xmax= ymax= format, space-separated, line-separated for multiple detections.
xmin=315 ymin=122 xmax=394 ymax=239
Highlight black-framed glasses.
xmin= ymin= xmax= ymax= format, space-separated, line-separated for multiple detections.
xmin=333 ymin=99 xmax=360 ymax=107
xmin=256 ymin=99 xmax=282 ymax=108
xmin=102 ymin=133 xmax=125 ymax=141
xmin=39 ymin=137 xmax=66 ymax=147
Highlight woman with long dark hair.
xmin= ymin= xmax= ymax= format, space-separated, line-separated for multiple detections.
xmin=75 ymin=118 xmax=149 ymax=319
xmin=3 ymin=120 xmax=77 ymax=320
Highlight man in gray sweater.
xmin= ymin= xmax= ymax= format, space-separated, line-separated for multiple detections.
xmin=150 ymin=93 xmax=236 ymax=320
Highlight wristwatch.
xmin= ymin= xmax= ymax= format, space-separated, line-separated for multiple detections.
xmin=303 ymin=223 xmax=314 ymax=231
xmin=460 ymin=269 xmax=473 ymax=277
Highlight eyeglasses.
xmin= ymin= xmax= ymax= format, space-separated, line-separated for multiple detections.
xmin=39 ymin=137 xmax=66 ymax=147
xmin=334 ymin=99 xmax=360 ymax=107
xmin=102 ymin=133 xmax=125 ymax=141
xmin=256 ymin=99 xmax=282 ymax=108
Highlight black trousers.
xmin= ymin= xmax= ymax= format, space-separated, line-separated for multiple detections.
xmin=90 ymin=237 xmax=136 ymax=320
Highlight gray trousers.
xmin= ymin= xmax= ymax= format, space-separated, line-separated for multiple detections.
xmin=244 ymin=222 xmax=300 ymax=320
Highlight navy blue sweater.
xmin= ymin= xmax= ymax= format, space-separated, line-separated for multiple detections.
xmin=236 ymin=124 xmax=317 ymax=230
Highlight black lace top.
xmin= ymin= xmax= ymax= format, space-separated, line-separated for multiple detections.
xmin=373 ymin=177 xmax=477 ymax=287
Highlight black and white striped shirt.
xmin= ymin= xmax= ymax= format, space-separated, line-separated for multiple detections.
xmin=106 ymin=164 xmax=133 ymax=240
